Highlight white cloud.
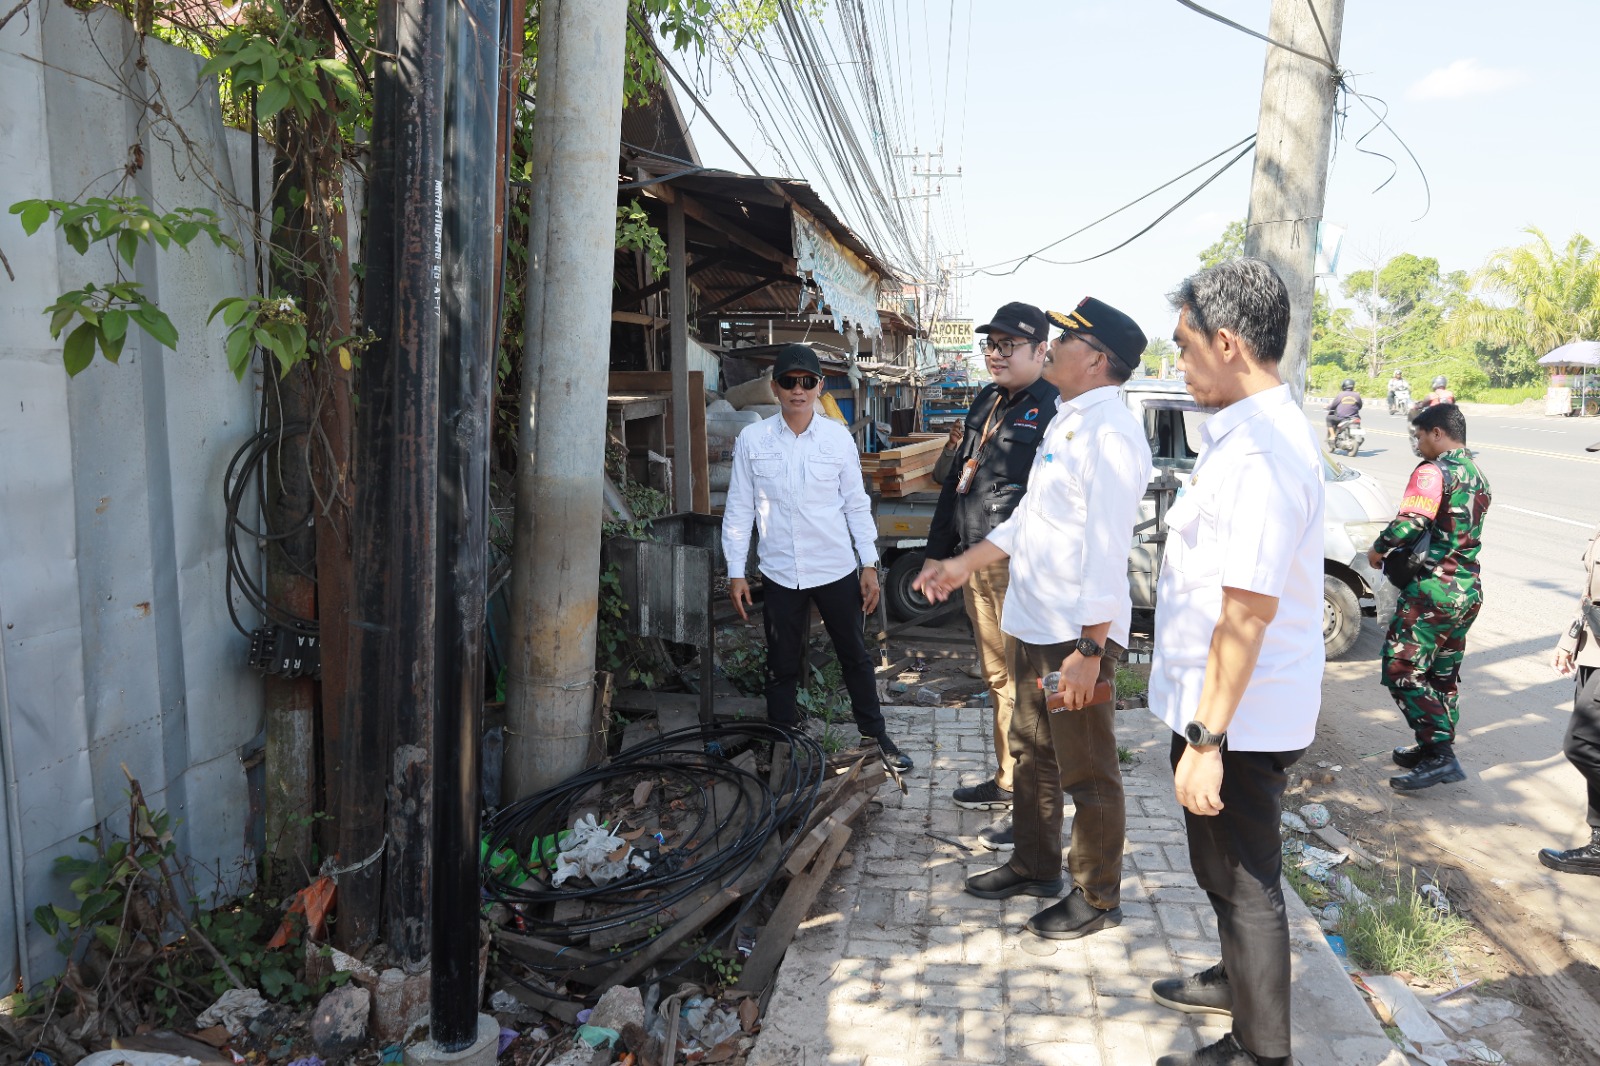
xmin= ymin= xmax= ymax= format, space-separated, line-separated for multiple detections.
xmin=1406 ymin=58 xmax=1526 ymax=101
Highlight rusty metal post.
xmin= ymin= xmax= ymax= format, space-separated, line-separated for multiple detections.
xmin=343 ymin=0 xmax=446 ymax=964
xmin=503 ymin=0 xmax=630 ymax=799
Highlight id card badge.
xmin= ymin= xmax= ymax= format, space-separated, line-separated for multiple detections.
xmin=955 ymin=458 xmax=978 ymax=495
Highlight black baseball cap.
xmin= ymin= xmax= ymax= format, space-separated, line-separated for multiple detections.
xmin=772 ymin=344 xmax=822 ymax=378
xmin=1047 ymin=297 xmax=1147 ymax=370
xmin=975 ymin=301 xmax=1048 ymax=342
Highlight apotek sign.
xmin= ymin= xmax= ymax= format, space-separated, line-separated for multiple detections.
xmin=930 ymin=319 xmax=973 ymax=351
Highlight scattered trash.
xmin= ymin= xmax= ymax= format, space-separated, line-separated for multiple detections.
xmin=1300 ymin=844 xmax=1346 ymax=867
xmin=1282 ymin=837 xmax=1304 ymax=857
xmin=1330 ymin=872 xmax=1370 ymax=905
xmin=1298 ymin=803 xmax=1331 ymax=828
xmin=267 ymin=875 xmax=336 ymax=948
xmin=553 ymin=813 xmax=651 ymax=886
xmin=380 ymin=1044 xmax=404 ymax=1064
xmin=1318 ymin=903 xmax=1342 ymax=931
xmin=1428 ymin=992 xmax=1520 ymax=1034
xmin=1316 ymin=760 xmax=1331 ymax=769
xmin=287 ymin=1058 xmax=325 ymax=1066
xmin=1419 ymin=883 xmax=1452 ymax=913
xmin=196 ymin=988 xmax=271 ymax=1037
xmin=1280 ymin=811 xmax=1309 ymax=833
xmin=575 ymin=1009 xmax=593 ymax=1025
xmin=1362 ymin=974 xmax=1451 ymax=1047
xmin=1303 ymin=862 xmax=1333 ymax=883
xmin=77 ymin=1055 xmax=200 ymax=1066
xmin=497 ymin=1028 xmax=519 ymax=1055
xmin=576 ymin=1024 xmax=621 ymax=1049
xmin=1331 ymin=765 xmax=1343 ymax=772
xmin=26 ymin=1054 xmax=54 ymax=1066
xmin=1461 ymin=1038 xmax=1506 ymax=1063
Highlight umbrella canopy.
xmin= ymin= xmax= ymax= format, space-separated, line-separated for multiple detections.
xmin=1538 ymin=340 xmax=1600 ymax=367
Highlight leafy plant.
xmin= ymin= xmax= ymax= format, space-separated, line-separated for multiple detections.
xmin=616 ymin=199 xmax=667 ymax=280
xmin=199 ymin=12 xmax=364 ymax=127
xmin=11 ymin=197 xmax=239 ymax=375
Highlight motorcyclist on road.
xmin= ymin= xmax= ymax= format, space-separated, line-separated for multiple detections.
xmin=1425 ymin=375 xmax=1456 ymax=408
xmin=1327 ymin=377 xmax=1363 ymax=446
xmin=1387 ymin=369 xmax=1405 ymax=401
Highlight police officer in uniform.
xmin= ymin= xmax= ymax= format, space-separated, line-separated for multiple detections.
xmin=1367 ymin=403 xmax=1491 ymax=791
xmin=1542 ymin=436 xmax=1600 ymax=876
xmin=920 ymin=302 xmax=1058 ymax=845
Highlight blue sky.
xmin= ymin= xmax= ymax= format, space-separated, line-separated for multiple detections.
xmin=682 ymin=0 xmax=1597 ymax=351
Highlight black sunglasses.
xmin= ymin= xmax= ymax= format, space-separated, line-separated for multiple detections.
xmin=777 ymin=373 xmax=820 ymax=390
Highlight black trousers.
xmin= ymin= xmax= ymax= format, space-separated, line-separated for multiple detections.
xmin=1566 ymin=666 xmax=1600 ymax=828
xmin=761 ymin=571 xmax=886 ymax=738
xmin=1170 ymin=733 xmax=1306 ymax=1060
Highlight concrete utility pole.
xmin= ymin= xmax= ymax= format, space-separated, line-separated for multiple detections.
xmin=505 ymin=0 xmax=629 ymax=799
xmin=1242 ymin=0 xmax=1344 ymax=403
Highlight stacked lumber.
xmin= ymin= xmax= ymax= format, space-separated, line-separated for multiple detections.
xmin=861 ymin=433 xmax=945 ymax=497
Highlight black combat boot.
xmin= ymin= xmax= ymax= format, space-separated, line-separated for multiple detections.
xmin=1390 ymin=742 xmax=1466 ymax=791
xmin=1538 ymin=827 xmax=1600 ymax=876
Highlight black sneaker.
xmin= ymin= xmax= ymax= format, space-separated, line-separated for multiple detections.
xmin=1392 ymin=744 xmax=1426 ymax=769
xmin=1025 ymin=887 xmax=1122 ymax=940
xmin=864 ymin=734 xmax=913 ymax=774
xmin=1151 ymin=962 xmax=1233 ymax=1016
xmin=1156 ymin=1033 xmax=1266 ymax=1065
xmin=1389 ymin=750 xmax=1466 ymax=791
xmin=1539 ymin=829 xmax=1600 ymax=876
xmin=952 ymin=779 xmax=1013 ymax=810
xmin=977 ymin=815 xmax=1014 ymax=852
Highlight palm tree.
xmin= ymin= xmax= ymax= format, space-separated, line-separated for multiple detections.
xmin=1443 ymin=227 xmax=1600 ymax=354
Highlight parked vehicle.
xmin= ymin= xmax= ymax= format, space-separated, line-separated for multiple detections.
xmin=876 ymin=379 xmax=1397 ymax=659
xmin=1330 ymin=413 xmax=1365 ymax=456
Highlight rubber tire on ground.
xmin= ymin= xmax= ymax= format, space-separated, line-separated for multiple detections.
xmin=1323 ymin=573 xmax=1362 ymax=660
xmin=884 ymin=551 xmax=936 ymax=623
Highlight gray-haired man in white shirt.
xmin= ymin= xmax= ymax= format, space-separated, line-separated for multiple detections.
xmin=915 ymin=297 xmax=1153 ymax=941
xmin=1146 ymin=259 xmax=1324 ymax=1066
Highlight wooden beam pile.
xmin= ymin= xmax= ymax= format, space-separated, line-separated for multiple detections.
xmin=860 ymin=433 xmax=945 ymax=497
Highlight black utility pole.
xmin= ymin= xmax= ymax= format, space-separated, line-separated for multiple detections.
xmin=431 ymin=0 xmax=501 ymax=1049
xmin=344 ymin=0 xmax=446 ymax=962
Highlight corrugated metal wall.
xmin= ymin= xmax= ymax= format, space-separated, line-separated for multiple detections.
xmin=0 ymin=1 xmax=266 ymax=988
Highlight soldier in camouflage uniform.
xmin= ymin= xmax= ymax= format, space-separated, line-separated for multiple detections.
xmin=1366 ymin=404 xmax=1491 ymax=792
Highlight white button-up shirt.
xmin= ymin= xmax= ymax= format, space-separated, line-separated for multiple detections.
xmin=722 ymin=413 xmax=878 ymax=589
xmin=1149 ymin=384 xmax=1325 ymax=752
xmin=986 ymin=386 xmax=1154 ymax=647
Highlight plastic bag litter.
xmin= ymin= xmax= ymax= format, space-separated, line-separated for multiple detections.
xmin=1300 ymin=844 xmax=1346 ymax=867
xmin=553 ymin=814 xmax=650 ymax=886
xmin=77 ymin=1055 xmax=201 ymax=1066
xmin=1318 ymin=903 xmax=1342 ymax=931
xmin=1298 ymin=803 xmax=1330 ymax=828
xmin=1280 ymin=811 xmax=1309 ymax=833
xmin=1419 ymin=883 xmax=1452 ymax=913
xmin=196 ymin=987 xmax=270 ymax=1036
xmin=1282 ymin=838 xmax=1305 ymax=857
xmin=1461 ymin=1039 xmax=1505 ymax=1063
xmin=680 ymin=996 xmax=742 ymax=1049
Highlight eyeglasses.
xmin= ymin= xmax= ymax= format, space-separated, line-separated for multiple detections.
xmin=776 ymin=373 xmax=820 ymax=391
xmin=982 ymin=337 xmax=1033 ymax=356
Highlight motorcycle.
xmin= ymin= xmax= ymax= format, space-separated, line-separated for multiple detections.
xmin=1331 ymin=414 xmax=1364 ymax=456
xmin=1387 ymin=385 xmax=1411 ymax=415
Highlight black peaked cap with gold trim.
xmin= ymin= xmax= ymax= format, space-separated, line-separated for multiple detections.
xmin=1046 ymin=297 xmax=1147 ymax=370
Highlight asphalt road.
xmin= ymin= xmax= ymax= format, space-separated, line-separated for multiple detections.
xmin=1305 ymin=399 xmax=1600 ymax=969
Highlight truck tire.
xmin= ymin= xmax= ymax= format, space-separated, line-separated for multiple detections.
xmin=885 ymin=552 xmax=936 ymax=623
xmin=1323 ymin=574 xmax=1361 ymax=660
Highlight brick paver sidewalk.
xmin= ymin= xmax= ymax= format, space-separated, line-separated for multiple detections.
xmin=749 ymin=703 xmax=1404 ymax=1066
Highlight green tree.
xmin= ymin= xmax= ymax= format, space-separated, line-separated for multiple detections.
xmin=1339 ymin=252 xmax=1452 ymax=381
xmin=1142 ymin=336 xmax=1176 ymax=376
xmin=1198 ymin=219 xmax=1246 ymax=269
xmin=1443 ymin=226 xmax=1600 ymax=367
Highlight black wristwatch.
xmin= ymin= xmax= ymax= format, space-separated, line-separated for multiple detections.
xmin=1074 ymin=636 xmax=1102 ymax=659
xmin=1183 ymin=720 xmax=1227 ymax=749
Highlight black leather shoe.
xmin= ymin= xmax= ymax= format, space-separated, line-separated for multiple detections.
xmin=964 ymin=864 xmax=1063 ymax=900
xmin=1156 ymin=1033 xmax=1271 ymax=1065
xmin=1024 ymin=887 xmax=1122 ymax=940
xmin=1151 ymin=962 xmax=1233 ymax=1016
xmin=1539 ymin=829 xmax=1600 ymax=876
xmin=1392 ymin=743 xmax=1426 ymax=769
xmin=1390 ymin=751 xmax=1466 ymax=791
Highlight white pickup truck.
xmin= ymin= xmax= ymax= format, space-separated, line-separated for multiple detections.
xmin=877 ymin=378 xmax=1397 ymax=658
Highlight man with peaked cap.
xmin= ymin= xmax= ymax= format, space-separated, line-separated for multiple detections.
xmin=722 ymin=344 xmax=912 ymax=774
xmin=920 ymin=301 xmax=1059 ymax=844
xmin=916 ymin=297 xmax=1153 ymax=941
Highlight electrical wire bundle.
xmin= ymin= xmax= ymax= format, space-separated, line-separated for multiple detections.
xmin=222 ymin=421 xmax=318 ymax=638
xmin=482 ymin=722 xmax=826 ymax=989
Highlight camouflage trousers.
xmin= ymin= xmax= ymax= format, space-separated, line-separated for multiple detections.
xmin=1381 ymin=588 xmax=1482 ymax=745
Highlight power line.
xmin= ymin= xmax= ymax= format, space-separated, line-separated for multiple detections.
xmin=1170 ymin=0 xmax=1339 ymax=72
xmin=964 ymin=133 xmax=1258 ymax=277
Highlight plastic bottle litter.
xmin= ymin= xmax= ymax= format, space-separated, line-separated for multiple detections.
xmin=1298 ymin=803 xmax=1331 ymax=829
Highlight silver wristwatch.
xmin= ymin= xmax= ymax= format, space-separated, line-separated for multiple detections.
xmin=1183 ymin=719 xmax=1227 ymax=749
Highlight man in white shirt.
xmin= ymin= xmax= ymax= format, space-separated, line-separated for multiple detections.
xmin=915 ymin=298 xmax=1153 ymax=940
xmin=1146 ymin=259 xmax=1324 ymax=1066
xmin=722 ymin=344 xmax=911 ymax=773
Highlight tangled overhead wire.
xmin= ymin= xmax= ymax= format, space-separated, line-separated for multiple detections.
xmin=223 ymin=420 xmax=318 ymax=638
xmin=483 ymin=721 xmax=826 ymax=995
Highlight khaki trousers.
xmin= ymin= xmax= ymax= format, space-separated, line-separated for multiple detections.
xmin=1006 ymin=637 xmax=1125 ymax=910
xmin=963 ymin=560 xmax=1016 ymax=791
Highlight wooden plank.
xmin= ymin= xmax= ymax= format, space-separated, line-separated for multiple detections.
xmin=668 ymin=201 xmax=693 ymax=513
xmin=611 ymin=689 xmax=766 ymax=720
xmin=690 ymin=371 xmax=709 ymax=513
xmin=612 ymin=311 xmax=669 ymax=328
xmin=492 ymin=928 xmax=611 ymax=977
xmin=783 ymin=790 xmax=868 ymax=877
xmin=734 ymin=823 xmax=854 ymax=994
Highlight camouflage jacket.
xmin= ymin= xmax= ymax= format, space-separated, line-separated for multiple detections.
xmin=1373 ymin=447 xmax=1492 ymax=595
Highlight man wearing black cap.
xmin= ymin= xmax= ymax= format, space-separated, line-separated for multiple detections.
xmin=722 ymin=344 xmax=912 ymax=773
xmin=916 ymin=298 xmax=1153 ymax=941
xmin=920 ymin=301 xmax=1059 ymax=835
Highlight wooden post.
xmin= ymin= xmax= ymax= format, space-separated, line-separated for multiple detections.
xmin=668 ymin=199 xmax=693 ymax=512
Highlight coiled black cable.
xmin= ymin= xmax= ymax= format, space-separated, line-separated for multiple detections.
xmin=483 ymin=722 xmax=827 ymax=992
xmin=222 ymin=421 xmax=319 ymax=637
